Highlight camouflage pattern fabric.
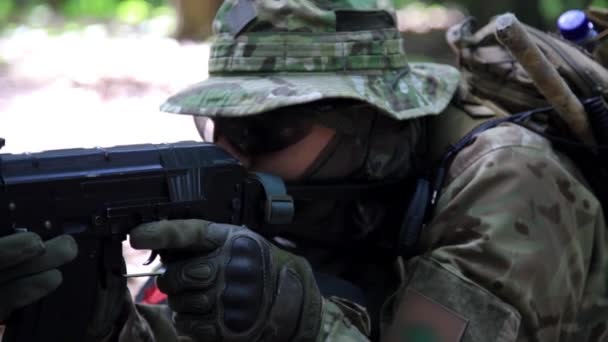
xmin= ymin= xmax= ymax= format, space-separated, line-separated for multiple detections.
xmin=111 ymin=112 xmax=608 ymax=342
xmin=113 ymin=116 xmax=608 ymax=342
xmin=587 ymin=7 xmax=608 ymax=68
xmin=446 ymin=17 xmax=608 ymax=114
xmin=160 ymin=0 xmax=459 ymax=120
xmin=399 ymin=122 xmax=608 ymax=341
xmin=116 ymin=299 xmax=370 ymax=342
xmin=114 ymin=1 xmax=608 ymax=341
xmin=108 ymin=295 xmax=179 ymax=342
xmin=317 ymin=298 xmax=371 ymax=341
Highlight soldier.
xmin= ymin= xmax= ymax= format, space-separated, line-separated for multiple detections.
xmin=2 ymin=1 xmax=608 ymax=341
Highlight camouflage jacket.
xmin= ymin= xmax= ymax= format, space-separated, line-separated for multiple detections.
xmin=383 ymin=121 xmax=608 ymax=342
xmin=116 ymin=120 xmax=608 ymax=342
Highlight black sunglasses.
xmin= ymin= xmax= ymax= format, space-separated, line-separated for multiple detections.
xmin=208 ymin=110 xmax=314 ymax=155
xmin=199 ymin=100 xmax=370 ymax=154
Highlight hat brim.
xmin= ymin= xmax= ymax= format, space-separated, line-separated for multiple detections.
xmin=160 ymin=63 xmax=460 ymax=121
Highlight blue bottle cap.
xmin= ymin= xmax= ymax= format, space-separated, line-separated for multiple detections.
xmin=558 ymin=9 xmax=595 ymax=42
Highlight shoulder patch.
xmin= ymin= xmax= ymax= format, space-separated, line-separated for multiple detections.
xmin=385 ymin=288 xmax=468 ymax=342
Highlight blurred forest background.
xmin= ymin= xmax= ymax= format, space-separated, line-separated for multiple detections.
xmin=2 ymin=0 xmax=607 ymax=153
xmin=2 ymin=0 xmax=608 ymax=151
xmin=1 ymin=0 xmax=608 ymax=151
xmin=1 ymin=0 xmax=608 ymax=42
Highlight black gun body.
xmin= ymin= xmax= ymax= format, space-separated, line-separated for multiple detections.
xmin=0 ymin=141 xmax=250 ymax=342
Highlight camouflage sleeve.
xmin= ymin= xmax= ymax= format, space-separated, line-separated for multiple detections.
xmin=113 ymin=296 xmax=371 ymax=342
xmin=384 ymin=124 xmax=608 ymax=341
xmin=316 ymin=297 xmax=371 ymax=341
xmin=113 ymin=300 xmax=179 ymax=342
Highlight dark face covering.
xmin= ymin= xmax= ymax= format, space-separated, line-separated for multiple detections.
xmin=202 ymin=100 xmax=426 ymax=244
xmin=278 ymin=104 xmax=427 ymax=245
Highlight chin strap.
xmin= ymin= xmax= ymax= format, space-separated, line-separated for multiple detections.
xmin=251 ymin=173 xmax=295 ymax=225
xmin=244 ymin=173 xmax=409 ymax=238
xmin=286 ymin=179 xmax=409 ymax=201
xmin=252 ymin=98 xmax=608 ymax=258
xmin=249 ymin=107 xmax=541 ymax=256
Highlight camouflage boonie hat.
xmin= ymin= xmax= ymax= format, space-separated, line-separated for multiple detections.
xmin=161 ymin=0 xmax=460 ymax=120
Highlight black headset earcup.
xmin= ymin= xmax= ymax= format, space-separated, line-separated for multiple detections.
xmin=398 ymin=178 xmax=432 ymax=257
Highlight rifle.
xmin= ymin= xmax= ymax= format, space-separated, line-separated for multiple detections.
xmin=0 ymin=141 xmax=294 ymax=342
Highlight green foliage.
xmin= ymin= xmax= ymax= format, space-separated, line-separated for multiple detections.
xmin=63 ymin=0 xmax=117 ymax=18
xmin=116 ymin=0 xmax=151 ymax=24
xmin=0 ymin=0 xmax=168 ymax=26
xmin=0 ymin=0 xmax=15 ymax=23
xmin=538 ymin=0 xmax=608 ymax=20
xmin=3 ymin=0 xmax=608 ymax=30
xmin=392 ymin=0 xmax=608 ymax=28
xmin=394 ymin=0 xmax=418 ymax=9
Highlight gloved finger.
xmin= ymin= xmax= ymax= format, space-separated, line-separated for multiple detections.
xmin=130 ymin=220 xmax=234 ymax=252
xmin=174 ymin=313 xmax=219 ymax=342
xmin=168 ymin=290 xmax=215 ymax=315
xmin=0 ymin=235 xmax=77 ymax=285
xmin=0 ymin=232 xmax=45 ymax=269
xmin=157 ymin=258 xmax=217 ymax=295
xmin=0 ymin=270 xmax=62 ymax=321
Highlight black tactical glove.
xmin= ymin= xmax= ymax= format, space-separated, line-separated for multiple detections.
xmin=0 ymin=231 xmax=127 ymax=342
xmin=0 ymin=232 xmax=77 ymax=321
xmin=130 ymin=219 xmax=322 ymax=342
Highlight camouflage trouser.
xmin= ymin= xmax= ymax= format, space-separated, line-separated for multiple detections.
xmin=317 ymin=298 xmax=371 ymax=341
xmin=113 ymin=295 xmax=179 ymax=342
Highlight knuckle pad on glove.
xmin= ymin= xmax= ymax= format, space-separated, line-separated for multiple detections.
xmin=175 ymin=314 xmax=219 ymax=342
xmin=158 ymin=259 xmax=216 ymax=294
xmin=168 ymin=291 xmax=215 ymax=314
xmin=0 ymin=232 xmax=44 ymax=269
xmin=222 ymin=236 xmax=265 ymax=333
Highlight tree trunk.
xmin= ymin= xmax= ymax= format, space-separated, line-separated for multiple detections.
xmin=173 ymin=0 xmax=223 ymax=41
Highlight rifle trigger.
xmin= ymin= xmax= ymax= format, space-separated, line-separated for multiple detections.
xmin=123 ymin=271 xmax=164 ymax=278
xmin=144 ymin=251 xmax=159 ymax=265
